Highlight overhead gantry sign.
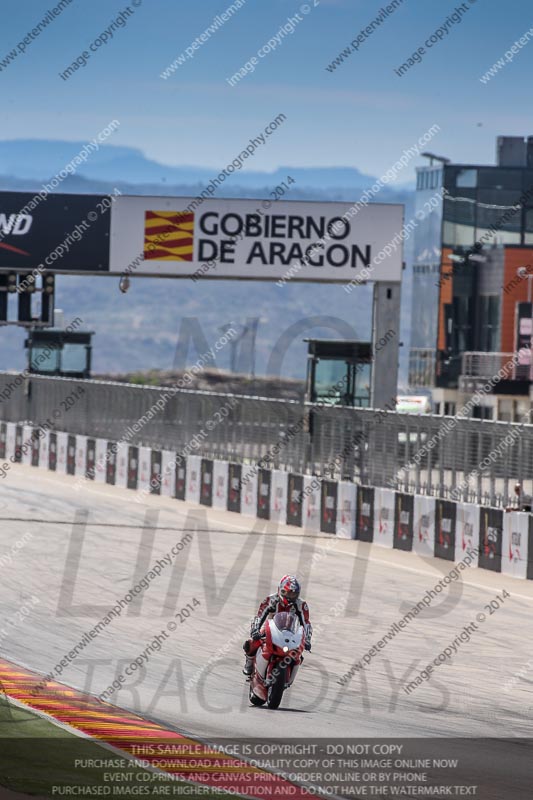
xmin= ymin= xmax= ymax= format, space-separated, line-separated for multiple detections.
xmin=0 ymin=190 xmax=403 ymax=407
xmin=0 ymin=191 xmax=403 ymax=283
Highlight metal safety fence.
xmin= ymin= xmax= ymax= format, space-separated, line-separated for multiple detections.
xmin=0 ymin=371 xmax=532 ymax=508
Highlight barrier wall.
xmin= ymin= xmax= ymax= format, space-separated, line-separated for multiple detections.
xmin=413 ymin=495 xmax=436 ymax=558
xmin=6 ymin=424 xmax=533 ymax=579
xmin=336 ymin=482 xmax=356 ymax=540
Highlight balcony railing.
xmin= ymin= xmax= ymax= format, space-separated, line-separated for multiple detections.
xmin=408 ymin=348 xmax=436 ymax=387
xmin=461 ymin=351 xmax=530 ymax=381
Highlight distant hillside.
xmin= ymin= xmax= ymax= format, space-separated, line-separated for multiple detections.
xmin=0 ymin=139 xmax=413 ymax=195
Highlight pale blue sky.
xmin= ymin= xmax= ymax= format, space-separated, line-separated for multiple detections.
xmin=1 ymin=0 xmax=532 ymax=181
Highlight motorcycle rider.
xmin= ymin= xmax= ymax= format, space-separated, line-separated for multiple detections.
xmin=243 ymin=574 xmax=312 ymax=676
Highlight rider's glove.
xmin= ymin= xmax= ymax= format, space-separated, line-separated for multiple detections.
xmin=251 ymin=628 xmax=262 ymax=641
xmin=304 ymin=641 xmax=312 ymax=652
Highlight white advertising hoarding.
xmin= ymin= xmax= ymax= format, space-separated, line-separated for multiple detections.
xmin=114 ymin=442 xmax=129 ymax=488
xmin=75 ymin=436 xmax=87 ymax=476
xmin=94 ymin=439 xmax=107 ymax=484
xmin=39 ymin=429 xmax=50 ymax=468
xmin=22 ymin=425 xmax=33 ymax=466
xmin=56 ymin=432 xmax=68 ymax=473
xmin=413 ymin=495 xmax=436 ymax=557
xmin=5 ymin=423 xmax=16 ymax=461
xmin=212 ymin=460 xmax=229 ymax=510
xmin=138 ymin=447 xmax=152 ymax=493
xmin=186 ymin=456 xmax=201 ymax=505
xmin=109 ymin=196 xmax=403 ymax=283
xmin=303 ymin=476 xmax=321 ymax=532
xmin=270 ymin=470 xmax=288 ymax=524
xmin=161 ymin=451 xmax=176 ymax=497
xmin=241 ymin=472 xmax=258 ymax=517
xmin=455 ymin=503 xmax=480 ymax=567
xmin=336 ymin=481 xmax=356 ymax=539
xmin=373 ymin=488 xmax=395 ymax=548
xmin=502 ymin=512 xmax=528 ymax=579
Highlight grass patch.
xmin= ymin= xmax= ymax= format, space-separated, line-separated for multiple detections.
xmin=0 ymin=698 xmax=226 ymax=799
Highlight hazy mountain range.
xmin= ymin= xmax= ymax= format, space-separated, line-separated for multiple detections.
xmin=0 ymin=139 xmax=414 ymax=196
xmin=0 ymin=140 xmax=415 ymax=384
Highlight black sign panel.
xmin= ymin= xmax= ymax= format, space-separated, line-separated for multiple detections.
xmin=67 ymin=435 xmax=76 ymax=476
xmin=175 ymin=458 xmax=186 ymax=500
xmin=14 ymin=425 xmax=23 ymax=463
xmin=150 ymin=450 xmax=162 ymax=495
xmin=479 ymin=507 xmax=502 ymax=572
xmin=49 ymin=432 xmax=57 ymax=471
xmin=321 ymin=480 xmax=338 ymax=534
xmin=127 ymin=446 xmax=138 ymax=490
xmin=31 ymin=429 xmax=40 ymax=466
xmin=0 ymin=423 xmax=6 ymax=459
xmin=104 ymin=442 xmax=116 ymax=485
xmin=434 ymin=499 xmax=456 ymax=561
xmin=287 ymin=473 xmax=303 ymax=527
xmin=227 ymin=463 xmax=242 ymax=513
xmin=86 ymin=438 xmax=96 ymax=479
xmin=0 ymin=191 xmax=110 ymax=272
xmin=257 ymin=468 xmax=271 ymax=520
xmin=394 ymin=493 xmax=414 ymax=551
xmin=200 ymin=459 xmax=213 ymax=507
xmin=356 ymin=486 xmax=374 ymax=542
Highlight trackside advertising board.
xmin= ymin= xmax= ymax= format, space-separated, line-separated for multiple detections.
xmin=109 ymin=196 xmax=403 ymax=283
xmin=0 ymin=192 xmax=110 ymax=272
xmin=0 ymin=191 xmax=403 ymax=282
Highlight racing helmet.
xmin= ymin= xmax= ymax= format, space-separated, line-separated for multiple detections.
xmin=277 ymin=574 xmax=301 ymax=607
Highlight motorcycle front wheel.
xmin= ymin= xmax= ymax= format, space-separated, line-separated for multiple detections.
xmin=249 ymin=685 xmax=265 ymax=706
xmin=266 ymin=667 xmax=286 ymax=710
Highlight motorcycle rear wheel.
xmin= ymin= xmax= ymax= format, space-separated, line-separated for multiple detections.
xmin=266 ymin=667 xmax=286 ymax=710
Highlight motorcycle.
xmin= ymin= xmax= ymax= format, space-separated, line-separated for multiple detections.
xmin=247 ymin=611 xmax=305 ymax=710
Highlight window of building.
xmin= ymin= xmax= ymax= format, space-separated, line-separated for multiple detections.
xmin=476 ymin=188 xmax=522 ymax=244
xmin=515 ymin=400 xmax=530 ymax=420
xmin=478 ymin=168 xmax=522 ymax=190
xmin=472 ymin=405 xmax=493 ymax=420
xmin=498 ymin=399 xmax=513 ymax=422
xmin=444 ymin=402 xmax=456 ymax=416
xmin=443 ymin=190 xmax=476 ymax=247
xmin=452 ymin=295 xmax=474 ymax=353
xmin=478 ymin=295 xmax=500 ymax=352
xmin=430 ymin=169 xmax=442 ymax=189
xmin=456 ymin=169 xmax=478 ymax=188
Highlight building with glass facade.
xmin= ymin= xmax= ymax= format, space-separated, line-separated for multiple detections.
xmin=409 ymin=136 xmax=533 ymax=421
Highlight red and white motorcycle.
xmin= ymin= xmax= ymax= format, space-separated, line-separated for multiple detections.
xmin=247 ymin=611 xmax=305 ymax=710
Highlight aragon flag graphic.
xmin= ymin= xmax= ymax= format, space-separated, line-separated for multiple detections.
xmin=143 ymin=210 xmax=194 ymax=261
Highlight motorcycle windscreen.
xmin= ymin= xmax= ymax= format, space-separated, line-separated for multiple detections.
xmin=272 ymin=611 xmax=299 ymax=632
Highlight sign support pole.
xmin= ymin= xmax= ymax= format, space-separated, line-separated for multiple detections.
xmin=371 ymin=281 xmax=401 ymax=410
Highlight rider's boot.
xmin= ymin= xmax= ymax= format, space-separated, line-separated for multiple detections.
xmin=243 ymin=656 xmax=254 ymax=676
